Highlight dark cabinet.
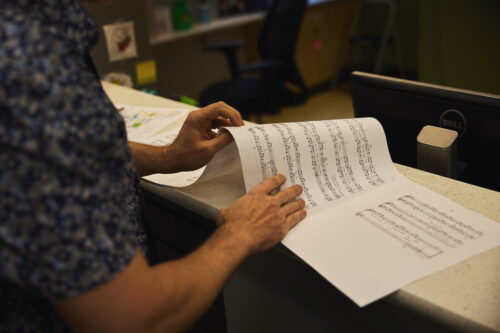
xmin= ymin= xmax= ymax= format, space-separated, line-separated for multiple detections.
xmin=141 ymin=190 xmax=227 ymax=333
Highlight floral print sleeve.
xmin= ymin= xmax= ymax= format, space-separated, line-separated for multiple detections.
xmin=0 ymin=0 xmax=145 ymax=330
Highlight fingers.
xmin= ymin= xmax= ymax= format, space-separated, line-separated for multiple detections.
xmin=210 ymin=130 xmax=233 ymax=151
xmin=255 ymin=176 xmax=306 ymax=228
xmin=280 ymin=199 xmax=306 ymax=231
xmin=251 ymin=174 xmax=286 ymax=195
xmin=212 ymin=116 xmax=233 ymax=129
xmin=274 ymin=184 xmax=303 ymax=205
xmin=202 ymin=102 xmax=244 ymax=127
xmin=251 ymin=175 xmax=302 ymax=205
xmin=283 ymin=208 xmax=307 ymax=231
xmin=280 ymin=198 xmax=306 ymax=217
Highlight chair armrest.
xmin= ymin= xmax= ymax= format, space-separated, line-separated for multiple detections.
xmin=204 ymin=40 xmax=245 ymax=78
xmin=238 ymin=60 xmax=284 ymax=75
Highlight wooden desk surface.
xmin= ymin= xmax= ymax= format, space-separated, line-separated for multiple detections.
xmin=103 ymin=81 xmax=500 ymax=332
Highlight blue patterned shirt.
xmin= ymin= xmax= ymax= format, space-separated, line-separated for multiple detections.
xmin=0 ymin=0 xmax=146 ymax=330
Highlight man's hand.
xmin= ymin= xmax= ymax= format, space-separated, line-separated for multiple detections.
xmin=216 ymin=174 xmax=307 ymax=256
xmin=128 ymin=102 xmax=243 ymax=176
xmin=160 ymin=101 xmax=244 ymax=173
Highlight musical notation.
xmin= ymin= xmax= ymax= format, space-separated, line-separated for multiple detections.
xmin=347 ymin=119 xmax=384 ymax=186
xmin=325 ymin=120 xmax=362 ymax=194
xmin=356 ymin=208 xmax=444 ymax=259
xmin=243 ymin=119 xmax=392 ymax=209
xmin=355 ymin=192 xmax=486 ymax=259
xmin=272 ymin=123 xmax=316 ymax=208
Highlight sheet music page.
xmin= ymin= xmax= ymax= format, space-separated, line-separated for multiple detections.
xmin=225 ymin=118 xmax=396 ymax=210
xmin=223 ymin=118 xmax=500 ymax=306
xmin=282 ymin=174 xmax=500 ymax=306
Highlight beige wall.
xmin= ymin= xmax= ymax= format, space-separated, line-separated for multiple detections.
xmin=418 ymin=0 xmax=500 ymax=94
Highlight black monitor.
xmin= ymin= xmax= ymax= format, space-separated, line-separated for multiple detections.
xmin=350 ymin=71 xmax=500 ymax=192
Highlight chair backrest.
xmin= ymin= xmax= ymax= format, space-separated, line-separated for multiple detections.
xmin=258 ymin=0 xmax=307 ymax=90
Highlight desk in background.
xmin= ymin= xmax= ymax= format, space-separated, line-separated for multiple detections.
xmin=103 ymin=81 xmax=500 ymax=333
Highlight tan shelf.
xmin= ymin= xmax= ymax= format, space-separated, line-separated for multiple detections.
xmin=150 ymin=11 xmax=265 ymax=45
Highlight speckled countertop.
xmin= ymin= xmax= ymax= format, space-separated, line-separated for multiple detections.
xmin=104 ymin=82 xmax=500 ymax=333
xmin=390 ymin=164 xmax=500 ymax=333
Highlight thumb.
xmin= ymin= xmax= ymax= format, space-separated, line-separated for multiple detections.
xmin=211 ymin=130 xmax=233 ymax=151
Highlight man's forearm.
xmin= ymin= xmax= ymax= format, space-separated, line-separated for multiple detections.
xmin=147 ymin=223 xmax=252 ymax=332
xmin=128 ymin=141 xmax=177 ymax=176
xmin=55 ymin=224 xmax=252 ymax=333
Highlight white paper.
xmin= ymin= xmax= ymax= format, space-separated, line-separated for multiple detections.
xmin=282 ymin=174 xmax=500 ymax=306
xmin=128 ymin=115 xmax=500 ymax=306
xmin=118 ymin=104 xmax=187 ymax=145
xmin=220 ymin=118 xmax=500 ymax=306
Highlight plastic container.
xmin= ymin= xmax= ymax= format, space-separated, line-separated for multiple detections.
xmin=199 ymin=0 xmax=211 ymax=23
xmin=152 ymin=0 xmax=173 ymax=35
xmin=172 ymin=0 xmax=193 ymax=31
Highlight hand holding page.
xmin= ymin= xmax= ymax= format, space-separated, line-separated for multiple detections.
xmin=118 ymin=104 xmax=210 ymax=187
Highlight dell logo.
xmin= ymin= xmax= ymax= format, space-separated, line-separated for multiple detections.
xmin=439 ymin=109 xmax=466 ymax=137
xmin=441 ymin=118 xmax=463 ymax=130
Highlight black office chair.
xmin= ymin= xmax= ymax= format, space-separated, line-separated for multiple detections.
xmin=199 ymin=0 xmax=308 ymax=122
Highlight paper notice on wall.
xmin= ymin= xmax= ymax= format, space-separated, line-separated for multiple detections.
xmin=103 ymin=21 xmax=138 ymax=62
xmin=136 ymin=60 xmax=157 ymax=85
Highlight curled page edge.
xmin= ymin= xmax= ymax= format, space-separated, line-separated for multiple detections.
xmin=143 ymin=118 xmax=397 ymax=199
xmin=143 ymin=135 xmax=244 ymax=189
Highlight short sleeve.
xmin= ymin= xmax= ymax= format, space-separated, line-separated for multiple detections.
xmin=0 ymin=15 xmax=141 ymax=299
